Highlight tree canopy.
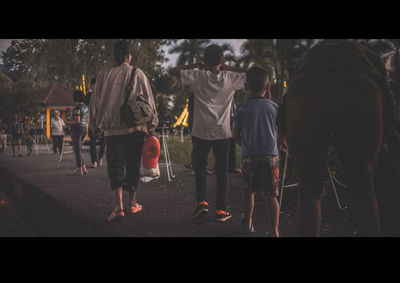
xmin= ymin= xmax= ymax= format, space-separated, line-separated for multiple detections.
xmin=1 ymin=38 xmax=394 ymax=125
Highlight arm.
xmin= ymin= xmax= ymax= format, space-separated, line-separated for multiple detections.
xmin=89 ymin=73 xmax=101 ymax=131
xmin=20 ymin=122 xmax=25 ymax=135
xmin=232 ymin=128 xmax=242 ymax=146
xmin=133 ymin=69 xmax=159 ymax=134
xmin=168 ymin=62 xmax=204 ymax=77
xmin=220 ymin=64 xmax=247 ymax=73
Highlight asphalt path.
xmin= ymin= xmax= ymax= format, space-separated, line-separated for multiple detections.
xmin=0 ymin=144 xmax=355 ymax=237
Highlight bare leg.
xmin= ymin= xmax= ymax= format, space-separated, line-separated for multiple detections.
xmin=17 ymin=139 xmax=21 ymax=155
xmin=112 ymin=187 xmax=124 ymax=211
xmin=127 ymin=190 xmax=142 ymax=213
xmin=128 ymin=190 xmax=137 ymax=206
xmin=262 ymin=193 xmax=280 ymax=237
xmin=243 ymin=190 xmax=255 ymax=231
xmin=297 ymin=189 xmax=321 ymax=237
xmin=12 ymin=141 xmax=16 ymax=156
xmin=107 ymin=187 xmax=125 ymax=221
xmin=341 ymin=163 xmax=381 ymax=236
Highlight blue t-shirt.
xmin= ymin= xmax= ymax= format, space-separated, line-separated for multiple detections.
xmin=233 ymin=97 xmax=278 ymax=157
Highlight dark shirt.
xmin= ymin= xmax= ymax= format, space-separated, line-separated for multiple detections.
xmin=10 ymin=120 xmax=23 ymax=136
xmin=71 ymin=103 xmax=89 ymax=132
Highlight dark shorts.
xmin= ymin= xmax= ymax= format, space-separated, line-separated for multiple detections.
xmin=105 ymin=131 xmax=146 ymax=192
xmin=11 ymin=133 xmax=22 ymax=141
xmin=241 ymin=155 xmax=280 ymax=196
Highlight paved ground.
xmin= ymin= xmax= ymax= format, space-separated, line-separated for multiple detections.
xmin=0 ymin=144 xmax=356 ymax=237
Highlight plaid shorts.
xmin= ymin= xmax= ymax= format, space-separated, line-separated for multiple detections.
xmin=105 ymin=131 xmax=146 ymax=192
xmin=241 ymin=155 xmax=280 ymax=196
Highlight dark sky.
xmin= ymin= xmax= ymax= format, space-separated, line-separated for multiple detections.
xmin=0 ymin=39 xmax=12 ymax=51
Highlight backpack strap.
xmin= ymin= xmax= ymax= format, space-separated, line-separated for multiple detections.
xmin=124 ymin=67 xmax=137 ymax=104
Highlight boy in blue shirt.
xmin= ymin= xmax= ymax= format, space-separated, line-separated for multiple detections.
xmin=232 ymin=66 xmax=280 ymax=236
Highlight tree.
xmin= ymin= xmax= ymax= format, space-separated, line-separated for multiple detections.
xmin=168 ymin=39 xmax=211 ymax=66
xmin=150 ymin=65 xmax=181 ymax=123
xmin=238 ymin=39 xmax=274 ymax=70
xmin=0 ymin=77 xmax=39 ymax=123
xmin=0 ymin=72 xmax=13 ymax=123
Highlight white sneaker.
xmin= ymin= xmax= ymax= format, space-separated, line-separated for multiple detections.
xmin=98 ymin=158 xmax=103 ymax=167
xmin=93 ymin=161 xmax=98 ymax=168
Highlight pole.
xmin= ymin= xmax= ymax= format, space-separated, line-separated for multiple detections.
xmin=279 ymin=148 xmax=289 ymax=209
xmin=328 ymin=166 xmax=343 ymax=210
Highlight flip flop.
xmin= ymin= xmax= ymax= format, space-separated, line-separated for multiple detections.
xmin=129 ymin=203 xmax=142 ymax=214
xmin=107 ymin=209 xmax=125 ymax=222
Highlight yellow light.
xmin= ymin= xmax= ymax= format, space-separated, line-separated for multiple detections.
xmin=173 ymin=103 xmax=188 ymax=128
xmin=82 ymin=74 xmax=86 ymax=95
xmin=182 ymin=110 xmax=189 ymax=127
xmin=283 ymin=81 xmax=287 ymax=88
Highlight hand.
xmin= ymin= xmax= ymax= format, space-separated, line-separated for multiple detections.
xmin=147 ymin=130 xmax=155 ymax=137
xmin=279 ymin=140 xmax=288 ymax=153
xmin=197 ymin=61 xmax=205 ymax=69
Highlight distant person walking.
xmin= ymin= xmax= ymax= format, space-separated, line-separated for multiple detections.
xmin=51 ymin=110 xmax=65 ymax=155
xmin=232 ymin=66 xmax=281 ymax=236
xmin=9 ymin=113 xmax=24 ymax=157
xmin=67 ymin=90 xmax=89 ymax=176
xmin=169 ymin=44 xmax=247 ymax=222
xmin=89 ymin=40 xmax=158 ymax=222
xmin=26 ymin=133 xmax=34 ymax=157
xmin=0 ymin=129 xmax=7 ymax=157
xmin=85 ymin=78 xmax=105 ymax=168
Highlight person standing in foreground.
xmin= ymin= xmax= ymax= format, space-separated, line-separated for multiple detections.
xmin=169 ymin=44 xmax=247 ymax=222
xmin=89 ymin=40 xmax=158 ymax=222
xmin=232 ymin=66 xmax=280 ymax=236
xmin=67 ymin=90 xmax=89 ymax=176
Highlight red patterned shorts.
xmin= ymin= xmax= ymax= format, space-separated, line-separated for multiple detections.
xmin=241 ymin=155 xmax=280 ymax=196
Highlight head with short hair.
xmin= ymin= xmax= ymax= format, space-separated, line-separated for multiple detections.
xmin=73 ymin=90 xmax=85 ymax=103
xmin=54 ymin=111 xmax=60 ymax=118
xmin=204 ymin=44 xmax=224 ymax=66
xmin=113 ymin=40 xmax=132 ymax=66
xmin=246 ymin=65 xmax=270 ymax=96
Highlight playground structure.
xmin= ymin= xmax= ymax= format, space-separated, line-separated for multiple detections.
xmin=172 ymin=98 xmax=189 ymax=128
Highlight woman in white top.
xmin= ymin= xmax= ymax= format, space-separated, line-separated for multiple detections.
xmin=51 ymin=110 xmax=65 ymax=155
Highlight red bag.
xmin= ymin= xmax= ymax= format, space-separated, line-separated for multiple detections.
xmin=142 ymin=136 xmax=160 ymax=169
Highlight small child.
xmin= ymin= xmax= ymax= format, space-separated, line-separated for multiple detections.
xmin=0 ymin=129 xmax=7 ymax=157
xmin=26 ymin=134 xmax=34 ymax=157
xmin=232 ymin=66 xmax=281 ymax=237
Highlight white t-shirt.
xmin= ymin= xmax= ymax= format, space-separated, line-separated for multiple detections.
xmin=180 ymin=69 xmax=246 ymax=140
xmin=51 ymin=118 xmax=65 ymax=136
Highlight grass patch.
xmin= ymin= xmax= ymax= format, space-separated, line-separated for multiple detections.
xmin=158 ymin=135 xmax=242 ymax=168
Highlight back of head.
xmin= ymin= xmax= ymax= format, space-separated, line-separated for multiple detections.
xmin=73 ymin=90 xmax=85 ymax=103
xmin=113 ymin=40 xmax=131 ymax=66
xmin=204 ymin=44 xmax=224 ymax=66
xmin=246 ymin=65 xmax=270 ymax=94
